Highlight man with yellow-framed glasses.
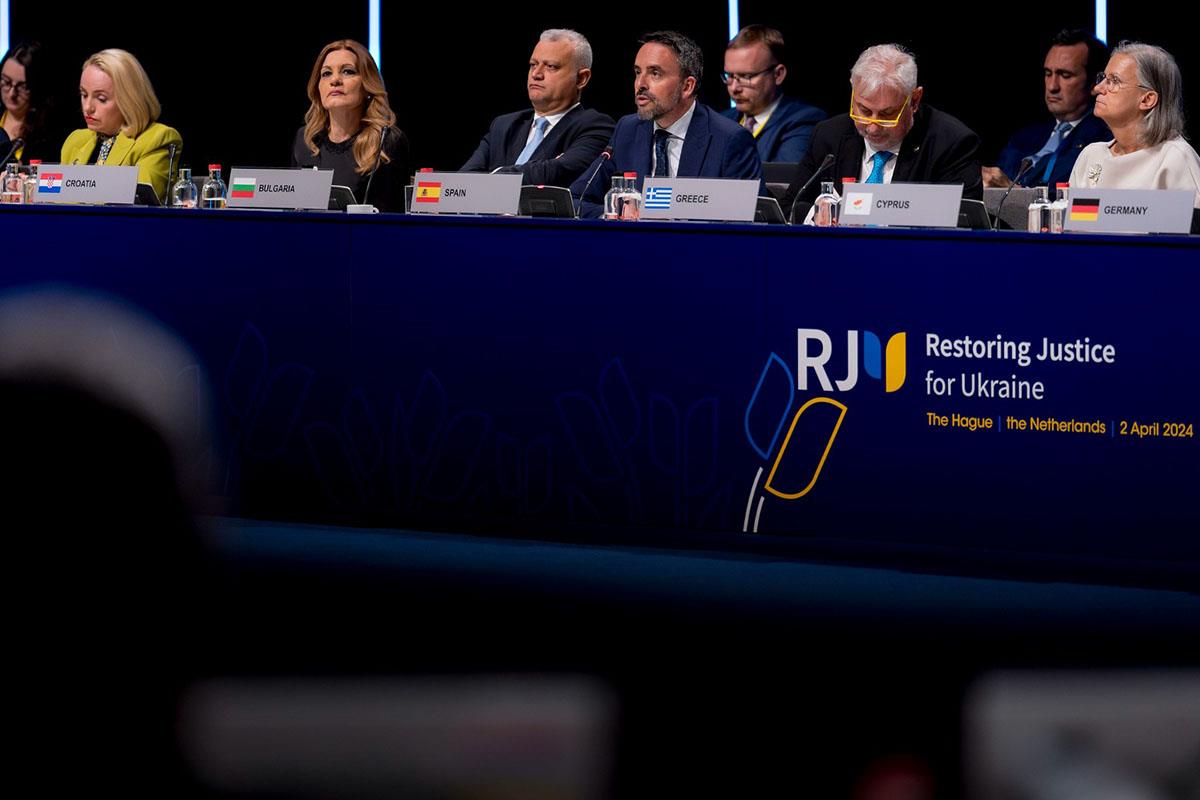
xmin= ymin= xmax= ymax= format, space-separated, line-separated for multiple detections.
xmin=780 ymin=43 xmax=982 ymax=220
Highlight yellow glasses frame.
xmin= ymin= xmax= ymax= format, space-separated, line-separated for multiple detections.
xmin=848 ymin=88 xmax=911 ymax=128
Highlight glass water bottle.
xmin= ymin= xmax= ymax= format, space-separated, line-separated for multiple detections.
xmin=200 ymin=163 xmax=227 ymax=209
xmin=172 ymin=167 xmax=198 ymax=208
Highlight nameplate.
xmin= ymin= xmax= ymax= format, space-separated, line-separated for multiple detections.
xmin=34 ymin=164 xmax=138 ymax=205
xmin=640 ymin=177 xmax=758 ymax=222
xmin=227 ymin=168 xmax=334 ymax=210
xmin=1063 ymin=188 xmax=1193 ymax=234
xmin=839 ymin=182 xmax=963 ymax=228
xmin=407 ymin=172 xmax=522 ymax=216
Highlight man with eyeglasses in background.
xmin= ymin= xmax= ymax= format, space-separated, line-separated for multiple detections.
xmin=720 ymin=25 xmax=826 ymax=163
xmin=780 ymin=43 xmax=982 ymax=219
xmin=461 ymin=28 xmax=614 ymax=186
xmin=982 ymin=29 xmax=1111 ymax=189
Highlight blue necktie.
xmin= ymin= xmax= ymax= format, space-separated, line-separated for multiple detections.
xmin=865 ymin=151 xmax=893 ymax=184
xmin=1032 ymin=121 xmax=1073 ymax=184
xmin=515 ymin=117 xmax=549 ymax=166
xmin=653 ymin=128 xmax=671 ymax=177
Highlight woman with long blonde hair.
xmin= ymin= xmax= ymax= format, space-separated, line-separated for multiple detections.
xmin=291 ymin=39 xmax=410 ymax=211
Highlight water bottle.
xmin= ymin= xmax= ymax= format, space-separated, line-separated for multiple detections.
xmin=602 ymin=175 xmax=625 ymax=220
xmin=22 ymin=160 xmax=40 ymax=204
xmin=813 ymin=180 xmax=840 ymax=227
xmin=1026 ymin=185 xmax=1050 ymax=233
xmin=200 ymin=163 xmax=227 ymax=209
xmin=619 ymin=171 xmax=641 ymax=221
xmin=2 ymin=162 xmax=23 ymax=204
xmin=172 ymin=167 xmax=197 ymax=208
xmin=1048 ymin=182 xmax=1069 ymax=234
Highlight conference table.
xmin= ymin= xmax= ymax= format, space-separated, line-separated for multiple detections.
xmin=4 ymin=203 xmax=1197 ymax=587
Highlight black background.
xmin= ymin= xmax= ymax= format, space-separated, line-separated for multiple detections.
xmin=11 ymin=2 xmax=1200 ymax=174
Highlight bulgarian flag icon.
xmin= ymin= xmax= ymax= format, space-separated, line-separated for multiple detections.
xmin=231 ymin=177 xmax=255 ymax=199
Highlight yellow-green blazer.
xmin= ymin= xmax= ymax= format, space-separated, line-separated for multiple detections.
xmin=60 ymin=122 xmax=183 ymax=202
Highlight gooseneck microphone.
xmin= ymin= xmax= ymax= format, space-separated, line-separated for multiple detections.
xmin=362 ymin=125 xmax=389 ymax=206
xmin=787 ymin=153 xmax=836 ymax=224
xmin=0 ymin=138 xmax=24 ymax=168
xmin=163 ymin=143 xmax=178 ymax=206
xmin=573 ymin=146 xmax=613 ymax=218
xmin=992 ymin=156 xmax=1035 ymax=231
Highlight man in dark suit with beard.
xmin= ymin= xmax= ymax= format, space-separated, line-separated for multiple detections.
xmin=780 ymin=43 xmax=982 ymax=220
xmin=571 ymin=30 xmax=762 ymax=218
xmin=461 ymin=28 xmax=614 ymax=187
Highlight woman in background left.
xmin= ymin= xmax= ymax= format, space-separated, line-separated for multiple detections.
xmin=60 ymin=49 xmax=181 ymax=201
xmin=1 ymin=40 xmax=61 ymax=163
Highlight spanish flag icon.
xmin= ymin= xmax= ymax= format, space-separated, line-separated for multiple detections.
xmin=415 ymin=181 xmax=442 ymax=203
xmin=1070 ymin=197 xmax=1100 ymax=221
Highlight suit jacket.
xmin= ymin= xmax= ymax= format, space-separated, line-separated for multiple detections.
xmin=61 ymin=122 xmax=182 ymax=202
xmin=571 ymin=102 xmax=763 ymax=218
xmin=780 ymin=104 xmax=982 ymax=213
xmin=996 ymin=112 xmax=1110 ymax=187
xmin=721 ymin=94 xmax=827 ymax=163
xmin=461 ymin=105 xmax=615 ymax=187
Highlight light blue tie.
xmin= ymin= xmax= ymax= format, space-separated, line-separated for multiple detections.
xmin=515 ymin=118 xmax=549 ymax=166
xmin=1032 ymin=121 xmax=1073 ymax=183
xmin=865 ymin=151 xmax=893 ymax=184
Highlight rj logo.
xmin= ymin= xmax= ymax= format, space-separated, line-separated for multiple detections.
xmin=797 ymin=329 xmax=907 ymax=393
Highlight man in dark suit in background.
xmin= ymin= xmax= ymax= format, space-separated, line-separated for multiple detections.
xmin=780 ymin=43 xmax=982 ymax=218
xmin=461 ymin=29 xmax=614 ymax=187
xmin=982 ymin=29 xmax=1111 ymax=189
xmin=571 ymin=30 xmax=762 ymax=218
xmin=721 ymin=25 xmax=826 ymax=164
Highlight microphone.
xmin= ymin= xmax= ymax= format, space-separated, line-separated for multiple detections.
xmin=992 ymin=156 xmax=1034 ymax=231
xmin=362 ymin=125 xmax=388 ymax=206
xmin=0 ymin=138 xmax=24 ymax=168
xmin=573 ymin=146 xmax=613 ymax=218
xmin=163 ymin=143 xmax=178 ymax=206
xmin=787 ymin=153 xmax=835 ymax=224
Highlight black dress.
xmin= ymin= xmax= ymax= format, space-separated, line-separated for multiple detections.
xmin=291 ymin=125 xmax=411 ymax=212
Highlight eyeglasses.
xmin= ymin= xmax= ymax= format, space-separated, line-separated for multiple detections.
xmin=0 ymin=77 xmax=28 ymax=96
xmin=721 ymin=65 xmax=779 ymax=85
xmin=1093 ymin=72 xmax=1152 ymax=92
xmin=848 ymin=88 xmax=911 ymax=128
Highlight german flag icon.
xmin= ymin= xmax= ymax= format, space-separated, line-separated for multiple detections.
xmin=1070 ymin=197 xmax=1100 ymax=221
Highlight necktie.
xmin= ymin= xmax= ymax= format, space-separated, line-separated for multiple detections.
xmin=865 ymin=151 xmax=893 ymax=184
xmin=653 ymin=128 xmax=671 ymax=177
xmin=1031 ymin=121 xmax=1073 ymax=184
xmin=742 ymin=115 xmax=758 ymax=134
xmin=515 ymin=117 xmax=549 ymax=166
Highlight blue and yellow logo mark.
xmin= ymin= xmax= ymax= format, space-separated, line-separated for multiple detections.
xmin=741 ymin=329 xmax=905 ymax=532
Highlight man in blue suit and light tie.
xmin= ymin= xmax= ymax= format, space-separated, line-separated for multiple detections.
xmin=571 ymin=31 xmax=762 ymax=218
xmin=721 ymin=25 xmax=826 ymax=164
xmin=982 ymin=29 xmax=1111 ymax=188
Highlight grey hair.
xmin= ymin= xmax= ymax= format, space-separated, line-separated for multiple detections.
xmin=850 ymin=43 xmax=918 ymax=96
xmin=1114 ymin=40 xmax=1185 ymax=147
xmin=540 ymin=28 xmax=593 ymax=71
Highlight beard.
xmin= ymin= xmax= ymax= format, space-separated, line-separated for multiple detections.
xmin=635 ymin=85 xmax=684 ymax=121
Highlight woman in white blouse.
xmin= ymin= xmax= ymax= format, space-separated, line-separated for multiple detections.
xmin=1071 ymin=42 xmax=1200 ymax=207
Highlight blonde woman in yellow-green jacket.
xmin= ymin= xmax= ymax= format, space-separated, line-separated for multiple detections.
xmin=61 ymin=48 xmax=181 ymax=202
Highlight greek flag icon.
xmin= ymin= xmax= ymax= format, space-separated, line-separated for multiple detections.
xmin=645 ymin=186 xmax=672 ymax=209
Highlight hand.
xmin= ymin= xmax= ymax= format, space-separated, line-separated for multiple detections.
xmin=981 ymin=166 xmax=1012 ymax=189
